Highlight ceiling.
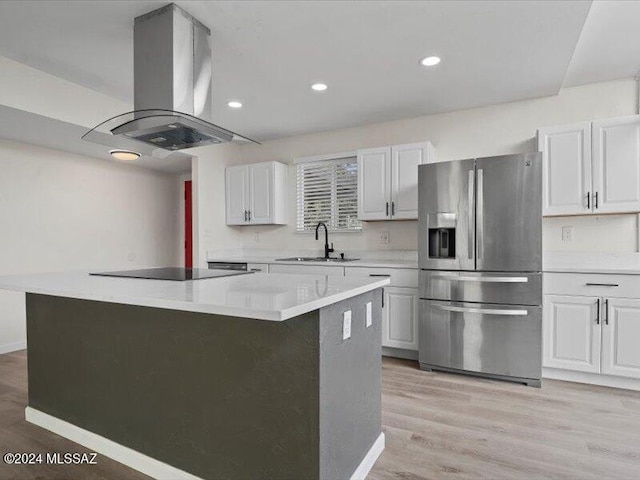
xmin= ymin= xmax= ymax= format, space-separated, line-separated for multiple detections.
xmin=563 ymin=1 xmax=640 ymax=87
xmin=0 ymin=0 xmax=604 ymax=144
xmin=0 ymin=106 xmax=192 ymax=173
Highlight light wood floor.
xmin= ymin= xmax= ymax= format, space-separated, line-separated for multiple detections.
xmin=2 ymin=351 xmax=640 ymax=479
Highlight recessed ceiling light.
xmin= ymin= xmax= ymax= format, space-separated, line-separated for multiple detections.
xmin=227 ymin=101 xmax=242 ymax=109
xmin=311 ymin=83 xmax=328 ymax=92
xmin=420 ymin=56 xmax=441 ymax=67
xmin=109 ymin=150 xmax=140 ymax=161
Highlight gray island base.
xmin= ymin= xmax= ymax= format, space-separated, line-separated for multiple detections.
xmin=24 ymin=289 xmax=384 ymax=480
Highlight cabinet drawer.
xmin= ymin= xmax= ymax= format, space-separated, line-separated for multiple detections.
xmin=269 ymin=264 xmax=345 ymax=276
xmin=344 ymin=267 xmax=418 ymax=288
xmin=544 ymin=272 xmax=640 ymax=298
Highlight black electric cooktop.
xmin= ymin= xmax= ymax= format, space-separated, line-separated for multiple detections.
xmin=90 ymin=267 xmax=252 ymax=281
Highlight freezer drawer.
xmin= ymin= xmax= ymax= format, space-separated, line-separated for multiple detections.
xmin=420 ymin=270 xmax=541 ymax=306
xmin=419 ymin=300 xmax=542 ymax=381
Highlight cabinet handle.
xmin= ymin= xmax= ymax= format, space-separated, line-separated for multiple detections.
xmin=248 ymin=210 xmax=251 ymax=221
xmin=586 ymin=192 xmax=590 ymax=209
xmin=585 ymin=283 xmax=619 ymax=287
xmin=604 ymin=299 xmax=609 ymax=325
xmin=391 ymin=201 xmax=395 ymax=216
xmin=596 ymin=298 xmax=600 ymax=325
xmin=594 ymin=192 xmax=598 ymax=209
xmin=386 ymin=202 xmax=389 ymax=216
xmin=369 ymin=274 xmax=391 ymax=277
xmin=382 ymin=288 xmax=384 ymax=308
xmin=244 ymin=210 xmax=248 ymax=221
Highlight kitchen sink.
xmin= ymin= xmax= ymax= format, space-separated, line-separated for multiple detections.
xmin=275 ymin=257 xmax=360 ymax=262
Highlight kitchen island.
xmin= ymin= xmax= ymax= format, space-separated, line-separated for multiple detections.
xmin=0 ymin=271 xmax=389 ymax=480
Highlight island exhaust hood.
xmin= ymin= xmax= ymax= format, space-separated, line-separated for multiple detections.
xmin=83 ymin=3 xmax=256 ymax=157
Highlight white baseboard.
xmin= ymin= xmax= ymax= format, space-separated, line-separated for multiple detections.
xmin=0 ymin=340 xmax=26 ymax=355
xmin=543 ymin=368 xmax=640 ymax=392
xmin=350 ymin=432 xmax=385 ymax=480
xmin=25 ymin=407 xmax=202 ymax=480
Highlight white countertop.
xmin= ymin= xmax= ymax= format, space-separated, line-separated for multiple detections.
xmin=207 ymin=256 xmax=419 ymax=269
xmin=0 ymin=272 xmax=390 ymax=321
xmin=543 ymin=251 xmax=640 ymax=275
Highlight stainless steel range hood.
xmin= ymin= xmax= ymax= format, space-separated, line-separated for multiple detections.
xmin=83 ymin=3 xmax=256 ymax=156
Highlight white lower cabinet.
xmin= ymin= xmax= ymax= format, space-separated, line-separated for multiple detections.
xmin=344 ymin=266 xmax=419 ymax=355
xmin=543 ymin=295 xmax=601 ymax=373
xmin=268 ymin=264 xmax=345 ymax=276
xmin=383 ymin=287 xmax=418 ymax=350
xmin=247 ymin=263 xmax=269 ymax=273
xmin=602 ymin=298 xmax=640 ymax=378
xmin=543 ymin=273 xmax=640 ymax=387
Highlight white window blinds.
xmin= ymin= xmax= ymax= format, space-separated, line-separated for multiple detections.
xmin=296 ymin=157 xmax=361 ymax=232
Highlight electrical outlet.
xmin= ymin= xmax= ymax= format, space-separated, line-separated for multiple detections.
xmin=379 ymin=231 xmax=390 ymax=244
xmin=343 ymin=310 xmax=352 ymax=340
xmin=561 ymin=226 xmax=573 ymax=242
xmin=366 ymin=302 xmax=372 ymax=327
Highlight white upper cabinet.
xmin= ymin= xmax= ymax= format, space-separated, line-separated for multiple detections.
xmin=358 ymin=142 xmax=435 ymax=221
xmin=592 ymin=115 xmax=640 ymax=214
xmin=357 ymin=147 xmax=391 ymax=220
xmin=539 ymin=115 xmax=640 ymax=216
xmin=538 ymin=123 xmax=591 ymax=216
xmin=225 ymin=165 xmax=250 ymax=225
xmin=225 ymin=161 xmax=287 ymax=225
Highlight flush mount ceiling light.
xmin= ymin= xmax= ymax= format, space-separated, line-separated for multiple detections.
xmin=311 ymin=83 xmax=328 ymax=91
xmin=420 ymin=56 xmax=441 ymax=67
xmin=109 ymin=149 xmax=141 ymax=161
xmin=227 ymin=101 xmax=243 ymax=109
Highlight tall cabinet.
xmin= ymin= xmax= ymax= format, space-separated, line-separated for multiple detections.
xmin=225 ymin=161 xmax=287 ymax=225
xmin=357 ymin=142 xmax=436 ymax=220
xmin=538 ymin=115 xmax=640 ymax=216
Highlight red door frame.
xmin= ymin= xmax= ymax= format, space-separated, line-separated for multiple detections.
xmin=184 ymin=180 xmax=193 ymax=268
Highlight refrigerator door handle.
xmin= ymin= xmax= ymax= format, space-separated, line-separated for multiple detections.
xmin=468 ymin=170 xmax=475 ymax=260
xmin=434 ymin=304 xmax=528 ymax=316
xmin=476 ymin=168 xmax=484 ymax=261
xmin=429 ymin=274 xmax=529 ymax=283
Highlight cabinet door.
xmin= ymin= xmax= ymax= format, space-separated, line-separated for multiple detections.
xmin=592 ymin=115 xmax=640 ymax=214
xmin=538 ymin=123 xmax=591 ymax=216
xmin=225 ymin=165 xmax=249 ymax=225
xmin=602 ymin=298 xmax=640 ymax=378
xmin=382 ymin=287 xmax=418 ymax=350
xmin=358 ymin=147 xmax=391 ymax=220
xmin=249 ymin=163 xmax=273 ymax=224
xmin=390 ymin=143 xmax=429 ymax=219
xmin=543 ymin=295 xmax=601 ymax=373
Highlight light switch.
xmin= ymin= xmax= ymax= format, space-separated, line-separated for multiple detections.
xmin=343 ymin=310 xmax=352 ymax=340
xmin=366 ymin=302 xmax=372 ymax=327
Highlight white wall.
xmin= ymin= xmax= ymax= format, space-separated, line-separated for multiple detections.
xmin=0 ymin=140 xmax=180 ymax=353
xmin=193 ymin=78 xmax=640 ymax=265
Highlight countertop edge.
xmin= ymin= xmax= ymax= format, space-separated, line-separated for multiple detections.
xmin=0 ymin=277 xmax=390 ymax=321
xmin=206 ymin=257 xmax=419 ymax=269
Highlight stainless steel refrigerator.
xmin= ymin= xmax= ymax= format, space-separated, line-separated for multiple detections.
xmin=418 ymin=153 xmax=542 ymax=387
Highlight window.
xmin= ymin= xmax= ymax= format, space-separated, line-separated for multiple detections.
xmin=296 ymin=156 xmax=361 ymax=232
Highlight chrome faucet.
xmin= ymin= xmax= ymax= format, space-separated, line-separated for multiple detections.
xmin=315 ymin=222 xmax=334 ymax=259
